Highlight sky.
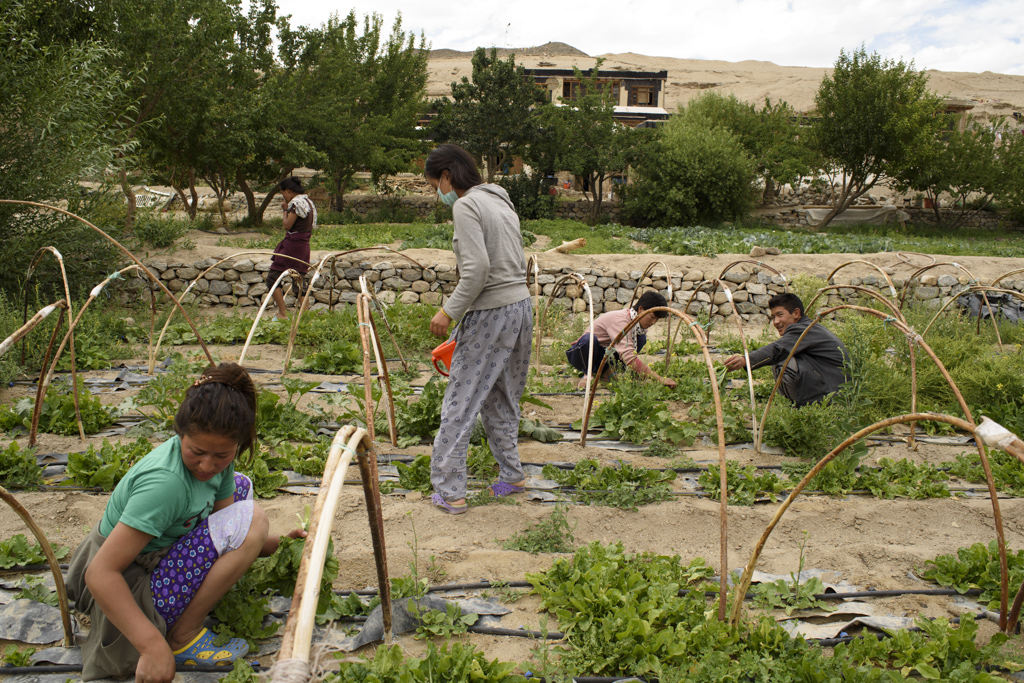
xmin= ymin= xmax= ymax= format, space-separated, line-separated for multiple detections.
xmin=275 ymin=0 xmax=1024 ymax=75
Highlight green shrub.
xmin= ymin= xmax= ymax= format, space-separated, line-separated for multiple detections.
xmin=623 ymin=114 xmax=757 ymax=227
xmin=496 ymin=173 xmax=555 ymax=220
xmin=130 ymin=211 xmax=193 ymax=248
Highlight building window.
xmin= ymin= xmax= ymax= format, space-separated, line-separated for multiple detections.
xmin=632 ymin=87 xmax=654 ymax=106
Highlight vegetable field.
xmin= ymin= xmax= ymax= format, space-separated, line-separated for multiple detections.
xmin=3 ymin=243 xmax=1024 ymax=681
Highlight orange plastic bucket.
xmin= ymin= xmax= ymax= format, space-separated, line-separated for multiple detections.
xmin=431 ymin=339 xmax=457 ymax=376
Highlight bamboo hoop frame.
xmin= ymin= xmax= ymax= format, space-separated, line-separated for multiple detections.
xmin=897 ymin=262 xmax=1002 ymax=348
xmin=27 ymin=265 xmax=146 ymax=446
xmin=826 ymin=260 xmax=899 ymax=299
xmin=274 ymin=425 xmax=391 ymax=677
xmin=539 ymin=274 xmax=595 ymax=424
xmin=152 ymin=250 xmax=311 ymax=368
xmin=796 ymin=283 xmax=919 ymax=451
xmin=895 ymin=251 xmax=936 ymax=267
xmin=527 ymin=255 xmax=543 ymax=376
xmin=0 ymin=301 xmax=65 ymax=358
xmin=626 ymin=261 xmax=676 ymax=373
xmin=238 ymin=267 xmax=305 ymax=366
xmin=0 ymin=200 xmax=213 ymax=364
xmin=921 ymin=286 xmax=1024 ymax=340
xmin=991 ymin=268 xmax=1024 ymax=290
xmin=729 ymin=412 xmax=1010 ymax=630
xmin=0 ymin=486 xmax=73 ymax=645
xmin=23 ymin=247 xmax=83 ymax=441
xmin=752 ymin=304 xmax=1009 ymax=626
xmin=356 ymin=289 xmax=397 ymax=446
xmin=29 ymin=308 xmax=66 ymax=447
xmin=577 ymin=305 xmax=731 ymax=619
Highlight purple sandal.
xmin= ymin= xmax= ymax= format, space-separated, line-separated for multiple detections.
xmin=431 ymin=493 xmax=467 ymax=515
xmin=489 ymin=481 xmax=526 ymax=497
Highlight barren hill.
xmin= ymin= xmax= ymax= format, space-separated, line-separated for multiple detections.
xmin=427 ymin=44 xmax=1024 ymax=122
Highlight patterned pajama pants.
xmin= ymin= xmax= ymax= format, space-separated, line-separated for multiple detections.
xmin=150 ymin=474 xmax=254 ymax=628
xmin=431 ymin=298 xmax=533 ymax=502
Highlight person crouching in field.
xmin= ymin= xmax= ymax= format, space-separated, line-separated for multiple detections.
xmin=566 ymin=291 xmax=677 ymax=389
xmin=66 ymin=363 xmax=305 ymax=682
xmin=723 ymin=293 xmax=849 ymax=407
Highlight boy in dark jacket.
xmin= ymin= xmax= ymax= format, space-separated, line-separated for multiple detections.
xmin=723 ymin=293 xmax=848 ymax=406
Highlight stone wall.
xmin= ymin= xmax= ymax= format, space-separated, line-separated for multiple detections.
xmin=129 ymin=257 xmax=1023 ymax=327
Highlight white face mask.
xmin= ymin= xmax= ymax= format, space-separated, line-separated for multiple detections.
xmin=437 ymin=186 xmax=459 ymax=206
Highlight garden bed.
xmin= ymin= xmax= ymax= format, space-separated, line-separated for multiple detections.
xmin=3 ymin=246 xmax=1024 ymax=679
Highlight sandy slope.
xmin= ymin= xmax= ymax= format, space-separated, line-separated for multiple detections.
xmin=427 ymin=43 xmax=1024 ymax=122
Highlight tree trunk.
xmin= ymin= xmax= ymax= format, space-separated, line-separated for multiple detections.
xmin=120 ymin=169 xmax=136 ymax=234
xmin=762 ymin=176 xmax=777 ymax=203
xmin=332 ymin=177 xmax=345 ymax=212
xmin=815 ymin=182 xmax=871 ymax=229
xmin=237 ymin=169 xmax=257 ymax=225
xmin=188 ymin=172 xmax=198 ymax=221
xmin=254 ymin=167 xmax=294 ymax=226
xmin=928 ymin=189 xmax=942 ymax=225
xmin=592 ymin=173 xmax=604 ymax=223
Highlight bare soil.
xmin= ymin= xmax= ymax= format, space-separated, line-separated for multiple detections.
xmin=4 ymin=248 xmax=1024 ymax=669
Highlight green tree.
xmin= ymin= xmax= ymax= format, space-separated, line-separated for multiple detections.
xmin=684 ymin=92 xmax=813 ymax=201
xmin=906 ymin=119 xmax=1005 ymax=229
xmin=431 ymin=48 xmax=548 ymax=182
xmin=551 ymin=65 xmax=633 ymax=222
xmin=623 ymin=113 xmax=757 ymax=228
xmin=279 ymin=11 xmax=428 ymax=211
xmin=0 ymin=0 xmax=137 ymax=295
xmin=999 ymin=125 xmax=1024 ymax=226
xmin=809 ymin=47 xmax=944 ymax=228
xmin=88 ymin=0 xmax=243 ymax=224
xmin=195 ymin=0 xmax=323 ymax=226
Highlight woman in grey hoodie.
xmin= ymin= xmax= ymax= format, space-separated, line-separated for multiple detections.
xmin=425 ymin=144 xmax=533 ymax=515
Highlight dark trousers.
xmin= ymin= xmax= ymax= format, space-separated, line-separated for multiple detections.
xmin=566 ymin=332 xmax=646 ymax=374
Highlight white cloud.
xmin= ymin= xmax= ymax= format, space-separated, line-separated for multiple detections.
xmin=275 ymin=0 xmax=1024 ymax=74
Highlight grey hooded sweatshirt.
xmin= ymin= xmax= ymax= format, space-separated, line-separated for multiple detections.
xmin=746 ymin=316 xmax=849 ymax=407
xmin=441 ymin=184 xmax=530 ymax=322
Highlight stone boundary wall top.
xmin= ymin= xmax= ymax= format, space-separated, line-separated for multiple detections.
xmin=127 ymin=257 xmax=1024 ymax=328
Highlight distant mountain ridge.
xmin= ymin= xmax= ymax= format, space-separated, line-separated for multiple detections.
xmin=426 ymin=43 xmax=1024 ymax=120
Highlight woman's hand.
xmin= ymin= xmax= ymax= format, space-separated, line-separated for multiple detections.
xmin=430 ymin=309 xmax=452 ymax=338
xmin=661 ymin=377 xmax=677 ymax=389
xmin=283 ymin=528 xmax=308 ymax=541
xmin=135 ymin=634 xmax=175 ymax=683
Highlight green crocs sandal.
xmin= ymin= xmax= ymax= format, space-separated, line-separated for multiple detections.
xmin=172 ymin=627 xmax=249 ymax=666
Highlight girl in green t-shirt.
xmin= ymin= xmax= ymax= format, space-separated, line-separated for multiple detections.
xmin=66 ymin=363 xmax=305 ymax=682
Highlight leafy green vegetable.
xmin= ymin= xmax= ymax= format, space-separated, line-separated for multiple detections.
xmin=0 ymin=378 xmax=119 ymax=435
xmin=2 ymin=644 xmax=36 ymax=667
xmin=302 ymin=339 xmax=362 ymax=374
xmin=542 ymin=459 xmax=676 ymax=510
xmin=0 ymin=442 xmax=42 ymax=488
xmin=394 ymin=377 xmax=446 ymax=447
xmin=327 ymin=642 xmax=523 ymax=683
xmin=14 ymin=575 xmax=57 ymax=606
xmin=62 ymin=437 xmax=152 ymax=490
xmin=587 ymin=376 xmax=698 ymax=445
xmin=500 ymin=505 xmax=576 ymax=554
xmin=0 ymin=534 xmax=69 ymax=569
xmin=411 ymin=601 xmax=478 ymax=640
xmin=920 ymin=541 xmax=1024 ymax=609
xmin=699 ymin=462 xmax=787 ymax=506
xmin=858 ymin=458 xmax=950 ymax=500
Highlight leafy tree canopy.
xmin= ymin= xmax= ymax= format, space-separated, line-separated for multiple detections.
xmin=809 ymin=46 xmax=944 ymax=228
